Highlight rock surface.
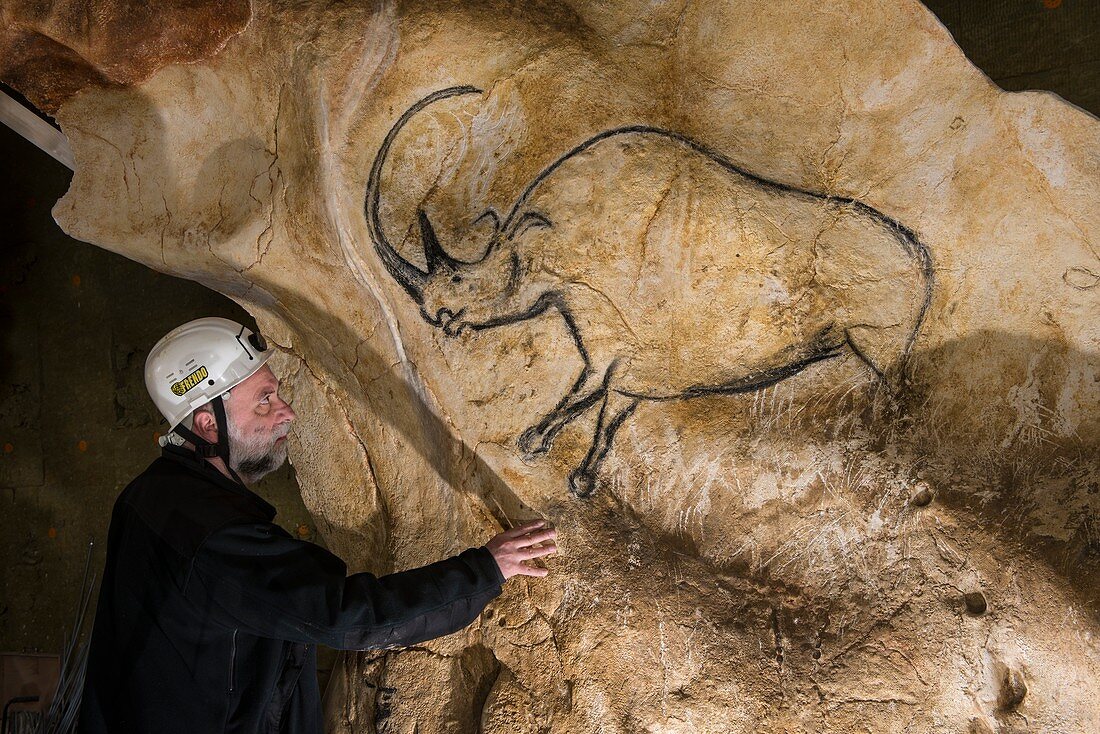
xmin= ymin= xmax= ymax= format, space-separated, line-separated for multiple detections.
xmin=0 ymin=0 xmax=249 ymax=113
xmin=12 ymin=0 xmax=1100 ymax=730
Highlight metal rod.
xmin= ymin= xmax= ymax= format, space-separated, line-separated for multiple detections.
xmin=0 ymin=89 xmax=74 ymax=170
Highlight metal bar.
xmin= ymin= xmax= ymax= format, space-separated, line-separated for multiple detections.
xmin=0 ymin=89 xmax=75 ymax=170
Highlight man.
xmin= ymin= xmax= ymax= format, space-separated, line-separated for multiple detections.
xmin=80 ymin=317 xmax=556 ymax=733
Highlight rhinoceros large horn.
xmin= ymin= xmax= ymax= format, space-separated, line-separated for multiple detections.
xmin=364 ymin=85 xmax=482 ymax=303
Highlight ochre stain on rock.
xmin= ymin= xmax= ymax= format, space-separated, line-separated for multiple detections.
xmin=0 ymin=0 xmax=250 ymax=113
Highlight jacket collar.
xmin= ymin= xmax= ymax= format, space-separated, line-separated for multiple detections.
xmin=160 ymin=443 xmax=277 ymax=520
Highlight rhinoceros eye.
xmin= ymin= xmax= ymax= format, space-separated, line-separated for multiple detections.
xmin=451 ymin=274 xmax=463 ymax=284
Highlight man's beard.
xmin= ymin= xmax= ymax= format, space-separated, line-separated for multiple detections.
xmin=227 ymin=419 xmax=290 ymax=484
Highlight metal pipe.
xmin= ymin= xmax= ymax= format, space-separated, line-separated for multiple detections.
xmin=0 ymin=89 xmax=75 ymax=170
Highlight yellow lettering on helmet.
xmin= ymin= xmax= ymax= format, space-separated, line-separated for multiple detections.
xmin=170 ymin=365 xmax=210 ymax=397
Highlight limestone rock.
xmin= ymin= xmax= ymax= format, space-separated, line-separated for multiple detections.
xmin=11 ymin=0 xmax=1100 ymax=730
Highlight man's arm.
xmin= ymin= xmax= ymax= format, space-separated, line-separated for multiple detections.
xmin=189 ymin=521 xmax=507 ymax=650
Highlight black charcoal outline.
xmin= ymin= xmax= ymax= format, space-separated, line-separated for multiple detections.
xmin=364 ymin=86 xmax=935 ymax=498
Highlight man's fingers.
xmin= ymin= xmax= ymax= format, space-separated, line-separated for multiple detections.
xmin=489 ymin=521 xmax=557 ymax=581
xmin=514 ymin=528 xmax=557 ymax=547
xmin=499 ymin=529 xmax=556 ymax=555
xmin=501 ymin=519 xmax=547 ymax=539
xmin=518 ymin=543 xmax=557 ymax=560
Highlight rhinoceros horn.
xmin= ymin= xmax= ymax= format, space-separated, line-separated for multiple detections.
xmin=363 ymin=85 xmax=482 ymax=303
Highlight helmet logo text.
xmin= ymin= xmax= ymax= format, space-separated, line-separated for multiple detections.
xmin=171 ymin=365 xmax=209 ymax=396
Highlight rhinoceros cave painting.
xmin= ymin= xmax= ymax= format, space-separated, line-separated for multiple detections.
xmin=367 ymin=86 xmax=935 ymax=497
xmin=8 ymin=0 xmax=1100 ymax=730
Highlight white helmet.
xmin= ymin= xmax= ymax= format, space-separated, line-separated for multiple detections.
xmin=145 ymin=317 xmax=272 ymax=432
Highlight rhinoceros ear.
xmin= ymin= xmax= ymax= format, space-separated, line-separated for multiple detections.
xmin=472 ymin=208 xmax=502 ymax=233
xmin=419 ymin=209 xmax=461 ymax=273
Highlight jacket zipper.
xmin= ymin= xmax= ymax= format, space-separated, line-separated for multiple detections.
xmin=228 ymin=628 xmax=238 ymax=693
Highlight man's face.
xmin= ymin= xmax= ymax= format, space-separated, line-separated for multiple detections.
xmin=224 ymin=365 xmax=297 ymax=483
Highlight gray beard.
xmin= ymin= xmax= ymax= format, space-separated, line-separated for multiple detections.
xmin=227 ymin=420 xmax=289 ymax=484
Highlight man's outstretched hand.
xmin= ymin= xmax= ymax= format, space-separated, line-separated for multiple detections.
xmin=485 ymin=519 xmax=558 ymax=580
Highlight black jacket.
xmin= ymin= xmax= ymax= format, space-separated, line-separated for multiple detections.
xmin=79 ymin=445 xmax=505 ymax=733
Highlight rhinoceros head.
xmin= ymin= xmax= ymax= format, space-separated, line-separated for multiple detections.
xmin=414 ymin=209 xmax=537 ymax=337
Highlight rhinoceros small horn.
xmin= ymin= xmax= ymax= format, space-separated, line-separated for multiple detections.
xmin=419 ymin=209 xmax=461 ymax=273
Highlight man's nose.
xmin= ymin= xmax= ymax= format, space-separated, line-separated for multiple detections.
xmin=275 ymin=396 xmax=297 ymax=423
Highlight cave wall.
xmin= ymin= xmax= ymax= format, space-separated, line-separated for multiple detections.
xmin=3 ymin=1 xmax=1099 ymax=731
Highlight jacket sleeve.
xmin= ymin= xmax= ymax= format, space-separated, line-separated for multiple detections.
xmin=188 ymin=521 xmax=506 ymax=650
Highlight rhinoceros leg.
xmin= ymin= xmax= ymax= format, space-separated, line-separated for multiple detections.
xmin=844 ymin=321 xmax=916 ymax=394
xmin=568 ymin=389 xmax=640 ymax=498
xmin=518 ymin=322 xmax=620 ymax=457
xmin=843 ymin=328 xmax=887 ymax=383
xmin=517 ymin=364 xmax=608 ymax=457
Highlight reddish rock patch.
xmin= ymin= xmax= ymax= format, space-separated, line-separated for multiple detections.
xmin=0 ymin=0 xmax=251 ymax=113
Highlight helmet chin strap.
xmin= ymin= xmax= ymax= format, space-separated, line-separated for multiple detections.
xmin=172 ymin=395 xmax=245 ymax=486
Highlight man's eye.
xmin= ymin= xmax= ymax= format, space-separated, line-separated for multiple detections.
xmin=451 ymin=274 xmax=462 ymax=284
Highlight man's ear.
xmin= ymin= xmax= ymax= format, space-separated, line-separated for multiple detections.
xmin=192 ymin=408 xmax=218 ymax=442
